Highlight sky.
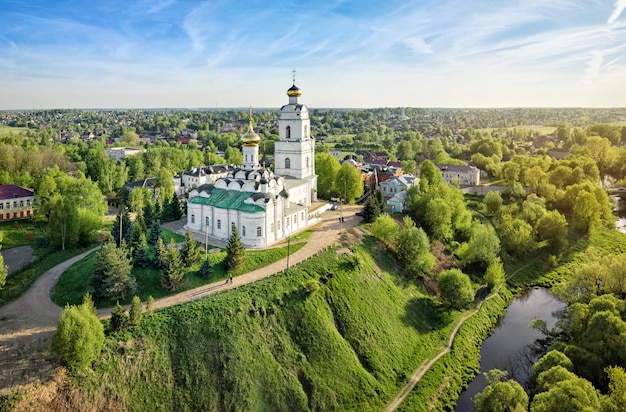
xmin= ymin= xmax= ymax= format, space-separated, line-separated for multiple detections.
xmin=1 ymin=0 xmax=626 ymax=109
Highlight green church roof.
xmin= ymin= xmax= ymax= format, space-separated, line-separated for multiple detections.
xmin=188 ymin=188 xmax=265 ymax=213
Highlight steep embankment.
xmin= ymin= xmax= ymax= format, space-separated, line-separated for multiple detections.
xmin=62 ymin=241 xmax=471 ymax=411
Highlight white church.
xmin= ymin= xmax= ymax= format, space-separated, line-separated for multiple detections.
xmin=185 ymin=78 xmax=318 ymax=247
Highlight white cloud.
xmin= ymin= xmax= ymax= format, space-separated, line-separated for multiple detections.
xmin=608 ymin=0 xmax=626 ymax=24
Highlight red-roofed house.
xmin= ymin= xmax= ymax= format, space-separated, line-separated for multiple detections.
xmin=0 ymin=185 xmax=36 ymax=221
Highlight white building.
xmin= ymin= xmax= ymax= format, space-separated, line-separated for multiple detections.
xmin=186 ymin=79 xmax=318 ymax=248
xmin=106 ymin=147 xmax=144 ymax=161
xmin=380 ymin=174 xmax=418 ymax=198
xmin=436 ymin=164 xmax=481 ymax=186
xmin=181 ymin=165 xmax=234 ymax=191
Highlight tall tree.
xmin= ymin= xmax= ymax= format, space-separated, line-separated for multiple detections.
xmin=474 ymin=369 xmax=528 ymax=412
xmin=181 ymin=229 xmax=200 ymax=267
xmin=0 ymin=242 xmax=7 ymax=291
xmin=336 ymin=161 xmax=363 ymax=204
xmin=162 ymin=238 xmax=185 ymax=290
xmin=129 ymin=295 xmax=143 ymax=327
xmin=49 ymin=194 xmax=79 ymax=250
xmin=315 ymin=152 xmax=340 ymax=199
xmin=224 ymin=225 xmax=245 ymax=271
xmin=91 ymin=242 xmax=136 ymax=301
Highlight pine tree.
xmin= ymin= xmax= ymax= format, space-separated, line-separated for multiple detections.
xmin=129 ymin=219 xmax=144 ymax=255
xmin=149 ymin=221 xmax=162 ymax=244
xmin=82 ymin=292 xmax=97 ymax=315
xmin=181 ymin=229 xmax=200 ymax=267
xmin=134 ymin=232 xmax=151 ymax=267
xmin=129 ymin=295 xmax=142 ymax=326
xmin=362 ymin=196 xmax=379 ymax=223
xmin=375 ymin=188 xmax=386 ymax=215
xmin=91 ymin=242 xmax=137 ymax=301
xmin=153 ymin=237 xmax=167 ymax=269
xmin=109 ymin=302 xmax=129 ymax=333
xmin=199 ymin=258 xmax=213 ymax=278
xmin=162 ymin=238 xmax=185 ymax=290
xmin=143 ymin=202 xmax=155 ymax=227
xmin=224 ymin=225 xmax=245 ymax=271
xmin=146 ymin=295 xmax=155 ymax=316
xmin=171 ymin=193 xmax=183 ymax=220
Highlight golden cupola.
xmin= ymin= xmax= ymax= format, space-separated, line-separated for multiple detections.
xmin=241 ymin=107 xmax=261 ymax=147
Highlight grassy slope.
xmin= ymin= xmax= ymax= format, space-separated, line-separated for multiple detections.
xmin=75 ymin=240 xmax=462 ymax=411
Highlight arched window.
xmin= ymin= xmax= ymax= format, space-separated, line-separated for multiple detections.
xmin=286 ymin=125 xmax=291 ymax=139
xmin=256 ymin=227 xmax=262 ymax=237
xmin=191 ymin=214 xmax=195 ymax=224
xmin=242 ymin=226 xmax=246 ymax=237
xmin=304 ymin=125 xmax=309 ymax=138
xmin=285 ymin=158 xmax=291 ymax=169
xmin=306 ymin=157 xmax=309 ymax=168
xmin=217 ymin=219 xmax=221 ymax=229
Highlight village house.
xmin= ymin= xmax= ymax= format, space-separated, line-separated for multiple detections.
xmin=0 ymin=185 xmax=36 ymax=221
xmin=436 ymin=164 xmax=481 ymax=186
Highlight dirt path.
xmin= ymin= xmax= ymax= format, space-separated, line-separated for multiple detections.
xmin=0 ymin=207 xmax=361 ymax=394
xmin=0 ymin=247 xmax=99 ymax=395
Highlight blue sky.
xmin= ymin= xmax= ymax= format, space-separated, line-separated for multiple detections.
xmin=1 ymin=0 xmax=625 ymax=109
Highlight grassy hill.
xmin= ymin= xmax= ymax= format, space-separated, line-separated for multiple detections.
xmin=62 ymin=238 xmax=505 ymax=411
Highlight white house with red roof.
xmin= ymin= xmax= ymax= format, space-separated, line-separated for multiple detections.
xmin=0 ymin=185 xmax=36 ymax=221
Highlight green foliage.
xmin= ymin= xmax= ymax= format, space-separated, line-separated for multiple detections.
xmin=473 ymin=370 xmax=528 ymax=412
xmin=146 ymin=295 xmax=155 ymax=316
xmin=129 ymin=295 xmax=142 ymax=326
xmin=457 ymin=222 xmax=500 ymax=269
xmin=111 ymin=209 xmax=132 ymax=247
xmin=0 ymin=246 xmax=6 ymax=291
xmin=437 ymin=268 xmax=474 ymax=310
xmin=484 ymin=191 xmax=503 ymax=215
xmin=484 ymin=258 xmax=506 ymax=289
xmin=224 ymin=225 xmax=245 ymax=271
xmin=361 ymin=196 xmax=380 ymax=223
xmin=91 ymin=242 xmax=137 ymax=301
xmin=497 ymin=213 xmax=537 ymax=257
xmin=536 ymin=209 xmax=568 ymax=253
xmin=530 ymin=376 xmax=603 ymax=412
xmin=49 ymin=194 xmax=79 ymax=250
xmin=315 ymin=152 xmax=341 ymax=199
xmin=370 ymin=214 xmax=397 ymax=247
xmin=336 ymin=161 xmax=364 ymax=203
xmin=148 ymin=221 xmax=162 ymax=244
xmin=133 ymin=232 xmax=151 ymax=267
xmin=152 ymin=237 xmax=167 ymax=269
xmin=395 ymin=216 xmax=435 ymax=276
xmin=198 ymin=258 xmax=213 ymax=278
xmin=52 ymin=301 xmax=105 ymax=372
xmin=162 ymin=238 xmax=185 ymax=291
xmin=181 ymin=229 xmax=200 ymax=267
xmin=109 ymin=302 xmax=129 ymax=333
xmin=529 ymin=350 xmax=574 ymax=391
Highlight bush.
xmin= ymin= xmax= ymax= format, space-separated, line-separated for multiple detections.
xmin=51 ymin=302 xmax=104 ymax=372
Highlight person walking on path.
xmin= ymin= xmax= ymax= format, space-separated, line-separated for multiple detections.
xmin=229 ymin=274 xmax=233 ymax=284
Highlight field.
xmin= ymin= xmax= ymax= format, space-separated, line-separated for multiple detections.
xmin=0 ymin=125 xmax=28 ymax=138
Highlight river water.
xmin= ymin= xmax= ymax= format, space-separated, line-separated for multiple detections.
xmin=454 ymin=288 xmax=566 ymax=411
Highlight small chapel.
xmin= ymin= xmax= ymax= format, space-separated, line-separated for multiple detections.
xmin=185 ymin=76 xmax=318 ymax=247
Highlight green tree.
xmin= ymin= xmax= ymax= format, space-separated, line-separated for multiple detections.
xmin=530 ymin=377 xmax=602 ymax=412
xmin=109 ymin=301 xmax=129 ymax=333
xmin=457 ymin=223 xmax=500 ymax=269
xmin=395 ymin=216 xmax=435 ymax=276
xmin=529 ymin=350 xmax=575 ymax=390
xmin=146 ymin=295 xmax=155 ymax=316
xmin=0 ymin=246 xmax=7 ymax=291
xmin=199 ymin=258 xmax=213 ymax=278
xmin=437 ymin=268 xmax=474 ymax=310
xmin=370 ymin=214 xmax=398 ymax=247
xmin=497 ymin=214 xmax=536 ymax=257
xmin=111 ymin=209 xmax=132 ymax=247
xmin=162 ymin=238 xmax=185 ymax=290
xmin=51 ymin=302 xmax=104 ymax=372
xmin=607 ymin=366 xmax=626 ymax=411
xmin=315 ymin=152 xmax=340 ymax=199
xmin=224 ymin=225 xmax=245 ymax=271
xmin=133 ymin=232 xmax=151 ymax=267
xmin=572 ymin=191 xmax=602 ymax=233
xmin=424 ymin=197 xmax=453 ymax=240
xmin=336 ymin=161 xmax=363 ymax=204
xmin=484 ymin=191 xmax=503 ymax=215
xmin=91 ymin=242 xmax=137 ymax=301
xmin=49 ymin=194 xmax=79 ymax=250
xmin=474 ymin=369 xmax=528 ymax=412
xmin=181 ymin=229 xmax=200 ymax=267
xmin=153 ymin=237 xmax=167 ymax=269
xmin=129 ymin=295 xmax=143 ymax=326
xmin=418 ymin=160 xmax=443 ymax=190
xmin=361 ymin=196 xmax=379 ymax=223
xmin=536 ymin=210 xmax=568 ymax=253
xmin=484 ymin=258 xmax=506 ymax=289
xmin=149 ymin=221 xmax=163 ymax=244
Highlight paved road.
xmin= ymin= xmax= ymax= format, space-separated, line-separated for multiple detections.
xmin=0 ymin=206 xmax=361 ymax=394
xmin=1 ymin=245 xmax=35 ymax=275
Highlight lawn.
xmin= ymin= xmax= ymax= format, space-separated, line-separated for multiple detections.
xmin=0 ymin=125 xmax=28 ymax=137
xmin=0 ymin=219 xmax=45 ymax=249
xmin=53 ymin=239 xmax=306 ymax=307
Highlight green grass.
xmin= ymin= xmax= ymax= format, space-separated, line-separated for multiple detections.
xmin=0 ymin=125 xmax=28 ymax=137
xmin=71 ymin=241 xmax=466 ymax=411
xmin=53 ymin=240 xmax=306 ymax=307
xmin=0 ymin=219 xmax=45 ymax=249
xmin=160 ymin=228 xmax=184 ymax=243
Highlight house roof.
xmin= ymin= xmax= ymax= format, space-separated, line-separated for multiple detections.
xmin=188 ymin=188 xmax=265 ymax=213
xmin=0 ymin=185 xmax=35 ymax=200
xmin=436 ymin=164 xmax=478 ymax=173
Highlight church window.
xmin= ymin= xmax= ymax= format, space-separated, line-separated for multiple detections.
xmin=271 ymin=223 xmax=274 ymax=233
xmin=285 ymin=158 xmax=291 ymax=169
xmin=217 ymin=219 xmax=221 ymax=229
xmin=286 ymin=217 xmax=290 ymax=227
xmin=277 ymin=221 xmax=281 ymax=230
xmin=301 ymin=212 xmax=305 ymax=221
xmin=257 ymin=227 xmax=262 ymax=237
xmin=305 ymin=125 xmax=309 ymax=138
xmin=242 ymin=226 xmax=246 ymax=236
xmin=191 ymin=214 xmax=195 ymax=224
xmin=205 ymin=217 xmax=210 ymax=226
xmin=306 ymin=157 xmax=309 ymax=168
xmin=286 ymin=125 xmax=291 ymax=139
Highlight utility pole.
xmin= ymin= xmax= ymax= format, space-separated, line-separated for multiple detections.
xmin=205 ymin=219 xmax=209 ymax=261
xmin=339 ymin=177 xmax=347 ymax=233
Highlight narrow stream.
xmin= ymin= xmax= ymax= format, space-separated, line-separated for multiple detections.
xmin=454 ymin=288 xmax=565 ymax=411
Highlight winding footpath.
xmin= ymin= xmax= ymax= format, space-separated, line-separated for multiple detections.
xmin=0 ymin=206 xmax=360 ymax=395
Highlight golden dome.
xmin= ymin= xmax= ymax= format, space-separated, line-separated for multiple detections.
xmin=287 ymin=84 xmax=302 ymax=97
xmin=241 ymin=107 xmax=260 ymax=146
